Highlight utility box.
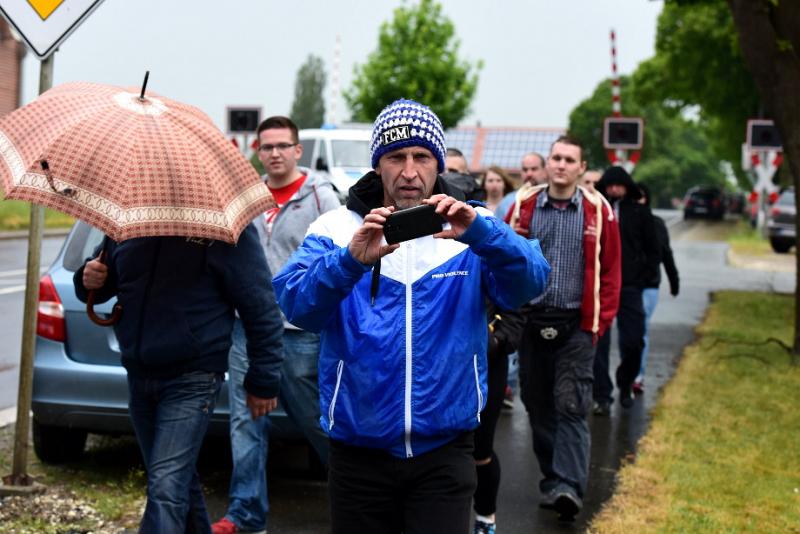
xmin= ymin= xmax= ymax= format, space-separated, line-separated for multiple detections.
xmin=227 ymin=107 xmax=262 ymax=134
xmin=603 ymin=117 xmax=644 ymax=150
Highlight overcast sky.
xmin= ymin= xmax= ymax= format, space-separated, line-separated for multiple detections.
xmin=18 ymin=0 xmax=663 ymax=131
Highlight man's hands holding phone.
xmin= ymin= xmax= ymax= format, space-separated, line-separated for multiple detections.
xmin=348 ymin=195 xmax=477 ymax=265
xmin=424 ymin=194 xmax=477 ymax=239
xmin=349 ymin=206 xmax=401 ymax=265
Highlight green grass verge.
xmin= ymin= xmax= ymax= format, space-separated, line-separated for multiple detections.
xmin=0 ymin=431 xmax=144 ymax=532
xmin=0 ymin=200 xmax=74 ymax=230
xmin=728 ymin=219 xmax=773 ymax=256
xmin=590 ymin=291 xmax=800 ymax=533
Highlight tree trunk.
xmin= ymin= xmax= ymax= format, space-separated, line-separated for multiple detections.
xmin=727 ymin=0 xmax=800 ymax=361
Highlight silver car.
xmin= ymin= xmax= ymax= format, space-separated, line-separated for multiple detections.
xmin=33 ymin=221 xmax=298 ymax=463
xmin=766 ymin=188 xmax=796 ymax=253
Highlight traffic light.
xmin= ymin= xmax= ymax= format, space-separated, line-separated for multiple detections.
xmin=227 ymin=107 xmax=262 ymax=134
xmin=603 ymin=117 xmax=644 ymax=150
xmin=746 ymin=119 xmax=782 ymax=150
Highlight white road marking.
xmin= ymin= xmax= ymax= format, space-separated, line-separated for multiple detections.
xmin=0 ymin=269 xmax=27 ymax=277
xmin=0 ymin=285 xmax=27 ymax=296
xmin=0 ymin=268 xmax=49 ymax=277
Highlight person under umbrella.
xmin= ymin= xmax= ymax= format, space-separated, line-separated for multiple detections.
xmin=1 ymin=78 xmax=284 ymax=533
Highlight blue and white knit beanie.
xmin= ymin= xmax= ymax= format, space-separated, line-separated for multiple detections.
xmin=370 ymin=99 xmax=446 ymax=173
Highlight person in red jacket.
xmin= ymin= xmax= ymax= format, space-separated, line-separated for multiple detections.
xmin=506 ymin=135 xmax=621 ymax=522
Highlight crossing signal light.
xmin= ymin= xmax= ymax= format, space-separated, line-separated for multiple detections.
xmin=746 ymin=119 xmax=782 ymax=151
xmin=227 ymin=107 xmax=262 ymax=134
xmin=603 ymin=117 xmax=644 ymax=150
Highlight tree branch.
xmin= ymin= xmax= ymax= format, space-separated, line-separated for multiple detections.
xmin=702 ymin=336 xmax=795 ymax=365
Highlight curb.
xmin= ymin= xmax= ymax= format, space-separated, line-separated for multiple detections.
xmin=0 ymin=406 xmax=17 ymax=428
xmin=0 ymin=229 xmax=70 ymax=240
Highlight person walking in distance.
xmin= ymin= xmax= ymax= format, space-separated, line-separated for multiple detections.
xmin=592 ymin=166 xmax=658 ymax=415
xmin=480 ymin=166 xmax=514 ymax=214
xmin=633 ymin=183 xmax=679 ymax=393
xmin=496 ymin=152 xmax=548 ymax=218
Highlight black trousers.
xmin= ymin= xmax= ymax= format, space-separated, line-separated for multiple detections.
xmin=328 ymin=432 xmax=477 ymax=534
xmin=593 ymin=286 xmax=646 ymax=402
xmin=472 ymin=342 xmax=509 ymax=516
xmin=519 ymin=328 xmax=594 ymax=496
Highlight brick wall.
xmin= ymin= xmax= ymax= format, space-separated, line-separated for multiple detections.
xmin=0 ymin=19 xmax=25 ymax=117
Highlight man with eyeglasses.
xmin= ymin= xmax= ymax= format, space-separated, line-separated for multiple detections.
xmin=213 ymin=116 xmax=340 ymax=534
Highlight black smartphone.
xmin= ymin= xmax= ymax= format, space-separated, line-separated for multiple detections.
xmin=383 ymin=204 xmax=445 ymax=244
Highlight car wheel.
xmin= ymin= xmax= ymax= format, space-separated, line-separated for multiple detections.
xmin=33 ymin=418 xmax=87 ymax=463
xmin=770 ymin=238 xmax=793 ymax=254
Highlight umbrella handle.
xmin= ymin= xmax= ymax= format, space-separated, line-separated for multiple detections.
xmin=86 ymin=249 xmax=122 ymax=327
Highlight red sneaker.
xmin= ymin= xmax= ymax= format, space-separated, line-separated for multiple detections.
xmin=211 ymin=518 xmax=238 ymax=534
xmin=632 ymin=381 xmax=644 ymax=395
xmin=503 ymin=384 xmax=514 ymax=409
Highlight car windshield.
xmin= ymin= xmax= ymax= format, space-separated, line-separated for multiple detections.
xmin=777 ymin=191 xmax=795 ymax=206
xmin=331 ymin=140 xmax=370 ymax=168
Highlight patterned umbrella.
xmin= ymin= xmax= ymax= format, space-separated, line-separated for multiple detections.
xmin=0 ymin=78 xmax=274 ymax=244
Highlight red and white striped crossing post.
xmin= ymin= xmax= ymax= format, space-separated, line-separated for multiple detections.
xmin=609 ymin=29 xmax=626 ymax=166
xmin=327 ymin=34 xmax=342 ymax=126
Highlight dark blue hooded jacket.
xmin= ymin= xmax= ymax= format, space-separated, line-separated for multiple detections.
xmin=74 ymin=224 xmax=284 ymax=398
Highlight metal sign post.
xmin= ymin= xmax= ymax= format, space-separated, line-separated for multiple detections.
xmin=0 ymin=55 xmax=51 ymax=494
xmin=0 ymin=0 xmax=105 ymax=495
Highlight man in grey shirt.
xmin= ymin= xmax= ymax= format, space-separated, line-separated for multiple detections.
xmin=213 ymin=116 xmax=340 ymax=534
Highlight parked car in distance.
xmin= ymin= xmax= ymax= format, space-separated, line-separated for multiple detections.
xmin=32 ymin=222 xmax=299 ymax=463
xmin=683 ymin=186 xmax=726 ymax=220
xmin=766 ymin=188 xmax=796 ymax=253
xmin=726 ymin=191 xmax=746 ymax=215
xmin=298 ymin=127 xmax=372 ymax=200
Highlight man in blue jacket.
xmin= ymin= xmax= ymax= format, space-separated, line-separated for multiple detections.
xmin=273 ymin=99 xmax=550 ymax=534
xmin=75 ymin=225 xmax=284 ymax=534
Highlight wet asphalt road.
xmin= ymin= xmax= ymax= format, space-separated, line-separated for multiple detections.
xmin=0 ymin=236 xmax=64 ymax=413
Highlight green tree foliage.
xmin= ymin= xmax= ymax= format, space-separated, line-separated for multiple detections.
xmin=569 ymin=76 xmax=725 ymax=207
xmin=290 ymin=54 xmax=326 ymax=129
xmin=250 ymin=151 xmax=265 ymax=176
xmin=632 ymin=2 xmax=760 ymax=183
xmin=344 ymin=0 xmax=481 ymax=128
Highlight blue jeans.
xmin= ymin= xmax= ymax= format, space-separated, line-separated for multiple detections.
xmin=128 ymin=370 xmax=223 ymax=534
xmin=225 ymin=319 xmax=271 ymax=531
xmin=638 ymin=288 xmax=660 ymax=382
xmin=507 ymin=351 xmax=519 ymax=394
xmin=280 ymin=329 xmax=329 ymax=464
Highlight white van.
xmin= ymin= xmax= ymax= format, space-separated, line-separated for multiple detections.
xmin=298 ymin=128 xmax=372 ymax=199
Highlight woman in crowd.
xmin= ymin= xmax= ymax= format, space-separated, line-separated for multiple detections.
xmin=480 ymin=166 xmax=514 ymax=214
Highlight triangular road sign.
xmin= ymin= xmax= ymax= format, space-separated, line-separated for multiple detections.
xmin=0 ymin=0 xmax=105 ymax=60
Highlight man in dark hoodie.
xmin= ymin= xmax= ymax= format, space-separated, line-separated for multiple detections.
xmin=75 ymin=227 xmax=284 ymax=534
xmin=272 ymin=98 xmax=550 ymax=534
xmin=634 ymin=183 xmax=680 ymax=393
xmin=593 ymin=166 xmax=659 ymax=414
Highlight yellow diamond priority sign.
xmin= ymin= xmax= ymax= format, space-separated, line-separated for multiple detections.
xmin=0 ymin=0 xmax=105 ymax=59
xmin=27 ymin=0 xmax=65 ymax=21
